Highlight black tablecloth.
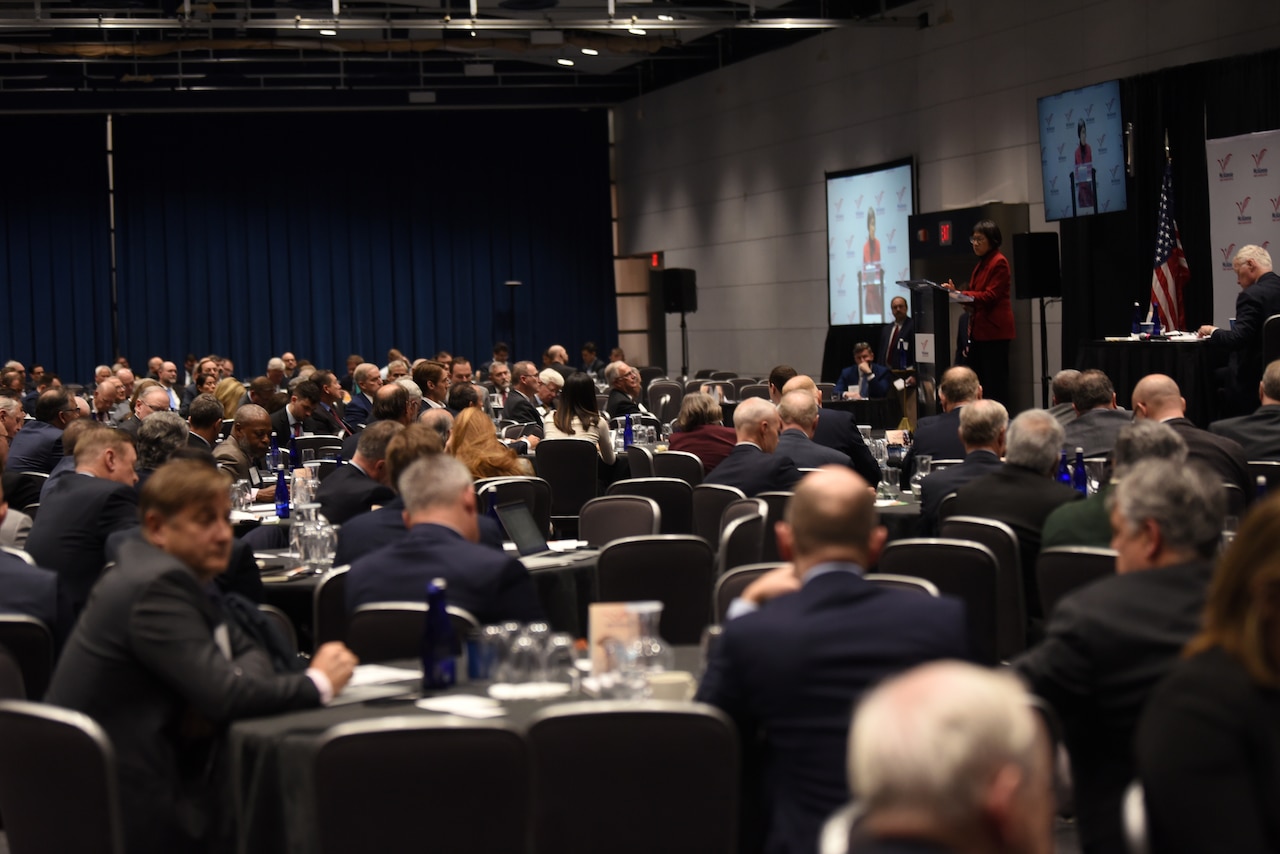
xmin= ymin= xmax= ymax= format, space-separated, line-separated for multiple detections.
xmin=1076 ymin=339 xmax=1224 ymax=428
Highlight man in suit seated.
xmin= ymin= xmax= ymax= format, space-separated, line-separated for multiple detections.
xmin=6 ymin=387 xmax=80 ymax=474
xmin=900 ymin=365 xmax=981 ymax=490
xmin=835 ymin=342 xmax=893 ymax=401
xmin=780 ymin=373 xmax=881 ymax=486
xmin=26 ymin=426 xmax=140 ymax=617
xmin=46 ymin=459 xmax=357 ymax=854
xmin=0 ymin=475 xmax=62 ymax=637
xmin=950 ymin=409 xmax=1082 ymax=624
xmin=344 ymin=454 xmax=544 ymax=623
xmin=186 ymin=393 xmax=223 ymax=454
xmin=318 ymin=420 xmax=401 ymax=525
xmin=1209 ymin=357 xmax=1280 ymax=460
xmin=1197 ymin=244 xmax=1280 ymax=416
xmin=704 ymin=397 xmax=803 ymax=496
xmin=878 ymin=295 xmax=916 ymax=370
xmin=269 ymin=379 xmax=321 ymax=439
xmin=1047 ymin=368 xmax=1081 ymax=426
xmin=1062 ymin=369 xmax=1131 ymax=458
xmin=413 ymin=359 xmax=451 ymax=413
xmin=917 ymin=398 xmax=1007 ymax=536
xmin=343 ymin=362 xmax=383 ymax=428
xmin=697 ymin=466 xmax=969 ymax=854
xmin=604 ymin=360 xmax=647 ymax=420
xmin=1015 ymin=458 xmax=1223 ymax=854
xmin=847 ymin=662 xmax=1055 ymax=854
xmin=504 ymin=361 xmax=546 ymax=438
xmin=775 ymin=390 xmax=855 ymax=470
xmin=308 ymin=370 xmax=350 ymax=436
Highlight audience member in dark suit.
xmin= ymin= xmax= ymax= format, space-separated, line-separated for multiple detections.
xmin=269 ymin=379 xmax=322 ymax=439
xmin=780 ymin=374 xmax=881 ymax=487
xmin=1132 ymin=373 xmax=1252 ymax=500
xmin=900 ymin=366 xmax=980 ymax=490
xmin=46 ymin=460 xmax=357 ymax=854
xmin=0 ymin=476 xmax=62 ymax=637
xmin=1016 ymin=458 xmax=1225 ymax=854
xmin=951 ymin=409 xmax=1082 ymax=621
xmin=697 ymin=467 xmax=969 ymax=854
xmin=603 ymin=360 xmax=647 ymax=419
xmin=918 ymin=399 xmax=1007 ymax=536
xmin=846 ymin=662 xmax=1055 ymax=854
xmin=309 ymin=370 xmax=351 ymax=436
xmin=668 ymin=391 xmax=738 ymax=474
xmin=774 ymin=390 xmax=858 ymax=471
xmin=834 ymin=341 xmax=894 ymax=400
xmin=704 ymin=398 xmax=803 ymax=496
xmin=1137 ymin=495 xmax=1280 ymax=854
xmin=345 ymin=454 xmax=544 ymax=623
xmin=317 ymin=420 xmax=401 ymax=525
xmin=1198 ymin=244 xmax=1280 ymax=415
xmin=1062 ymin=370 xmax=1132 ymax=457
xmin=877 ymin=295 xmax=916 ymax=370
xmin=26 ymin=425 xmax=140 ymax=617
xmin=185 ymin=393 xmax=223 ymax=456
xmin=1047 ymin=368 xmax=1081 ymax=426
xmin=1209 ymin=358 xmax=1280 ymax=460
xmin=503 ymin=361 xmax=547 ymax=439
xmin=579 ymin=341 xmax=607 ymax=376
xmin=343 ymin=362 xmax=382 ymax=428
xmin=5 ymin=388 xmax=78 ymax=474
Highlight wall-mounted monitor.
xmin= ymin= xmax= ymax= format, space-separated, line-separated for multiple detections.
xmin=1038 ymin=79 xmax=1127 ymax=221
xmin=826 ymin=157 xmax=915 ymax=326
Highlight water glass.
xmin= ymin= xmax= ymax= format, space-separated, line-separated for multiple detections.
xmin=857 ymin=424 xmax=873 ymax=444
xmin=301 ymin=448 xmax=316 ymax=466
xmin=499 ymin=632 xmax=542 ymax=684
xmin=541 ymin=633 xmax=577 ymax=686
xmin=230 ymin=479 xmax=252 ymax=511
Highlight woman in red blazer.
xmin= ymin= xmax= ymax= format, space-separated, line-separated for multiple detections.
xmin=944 ymin=219 xmax=1014 ymax=405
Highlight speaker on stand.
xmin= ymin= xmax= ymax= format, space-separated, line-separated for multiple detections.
xmin=654 ymin=268 xmax=697 ymax=379
xmin=1012 ymin=233 xmax=1063 ymax=408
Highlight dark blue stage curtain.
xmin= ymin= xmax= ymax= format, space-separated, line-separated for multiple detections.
xmin=0 ymin=116 xmax=113 ymax=382
xmin=111 ymin=110 xmax=616 ymax=376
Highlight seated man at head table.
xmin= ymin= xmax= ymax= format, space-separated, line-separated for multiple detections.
xmin=1061 ymin=369 xmax=1131 ymax=458
xmin=697 ymin=466 xmax=969 ymax=854
xmin=834 ymin=341 xmax=893 ymax=401
xmin=1209 ymin=357 xmax=1280 ymax=461
xmin=842 ymin=662 xmax=1055 ymax=854
xmin=1197 ymin=244 xmax=1280 ymax=416
xmin=917 ymin=398 xmax=1007 ymax=536
xmin=46 ymin=459 xmax=357 ymax=854
xmin=1014 ymin=458 xmax=1224 ymax=854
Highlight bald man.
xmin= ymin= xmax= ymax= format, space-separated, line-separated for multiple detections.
xmin=781 ymin=374 xmax=881 ymax=486
xmin=1131 ymin=373 xmax=1250 ymax=500
xmin=703 ymin=397 xmax=803 ymax=496
xmin=696 ymin=466 xmax=968 ymax=854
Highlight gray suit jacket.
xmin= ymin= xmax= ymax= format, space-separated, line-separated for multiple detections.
xmin=1209 ymin=404 xmax=1280 ymax=461
xmin=213 ymin=438 xmax=256 ymax=480
xmin=1062 ymin=408 xmax=1132 ymax=457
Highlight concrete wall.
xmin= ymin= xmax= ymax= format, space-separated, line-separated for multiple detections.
xmin=614 ymin=0 xmax=1280 ymax=394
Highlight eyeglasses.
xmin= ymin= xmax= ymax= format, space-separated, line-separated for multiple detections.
xmin=140 ymin=400 xmax=172 ymax=412
xmin=970 ymin=235 xmax=988 ymax=244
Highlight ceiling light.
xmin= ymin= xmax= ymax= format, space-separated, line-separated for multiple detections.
xmin=628 ymin=26 xmax=646 ymax=35
xmin=580 ymin=47 xmax=598 ymax=56
xmin=557 ymin=58 xmax=574 ymax=66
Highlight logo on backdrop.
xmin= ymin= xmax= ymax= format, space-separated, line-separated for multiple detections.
xmin=896 ymin=186 xmax=909 ymax=211
xmin=1064 ymin=108 xmax=1074 ymax=124
xmin=845 ymin=234 xmax=856 ymax=251
xmin=1044 ymin=113 xmax=1054 ymax=130
xmin=873 ymin=190 xmax=885 ymax=212
xmin=1253 ymin=149 xmax=1268 ymax=177
xmin=1084 ymin=103 xmax=1095 ymax=118
xmin=836 ymin=273 xmax=845 ymax=293
xmin=886 ymin=229 xmax=898 ymax=254
xmin=1060 ymin=204 xmax=1072 ymax=218
xmin=1105 ymin=98 xmax=1117 ymax=116
xmin=898 ymin=266 xmax=910 ymax=283
xmin=1096 ymin=133 xmax=1108 ymax=154
xmin=1271 ymin=197 xmax=1280 ymax=222
xmin=833 ymin=198 xmax=844 ymax=220
xmin=853 ymin=194 xmax=864 ymax=214
xmin=1049 ymin=175 xmax=1059 ymax=193
xmin=1220 ymin=244 xmax=1237 ymax=270
xmin=1236 ymin=197 xmax=1252 ymax=224
xmin=1057 ymin=143 xmax=1067 ymax=162
xmin=1217 ymin=154 xmax=1234 ymax=181
xmin=1110 ymin=164 xmax=1123 ymax=183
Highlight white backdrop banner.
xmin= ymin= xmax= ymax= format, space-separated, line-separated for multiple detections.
xmin=1205 ymin=130 xmax=1280 ymax=325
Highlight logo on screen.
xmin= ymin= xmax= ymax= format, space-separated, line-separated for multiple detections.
xmin=1041 ymin=146 xmax=1046 ymax=163
xmin=899 ymin=266 xmax=910 ymax=282
xmin=1272 ymin=197 xmax=1280 ymax=221
xmin=829 ymin=237 xmax=837 ymax=253
xmin=1063 ymin=108 xmax=1074 ymax=124
xmin=1096 ymin=133 xmax=1107 ymax=154
xmin=1101 ymin=199 xmax=1112 ymax=212
xmin=896 ymin=186 xmax=908 ymax=211
xmin=1049 ymin=175 xmax=1059 ymax=192
xmin=1253 ymin=149 xmax=1268 ymax=177
xmin=1217 ymin=154 xmax=1234 ymax=181
xmin=1237 ymin=197 xmax=1252 ymax=223
xmin=836 ymin=273 xmax=845 ymax=291
xmin=874 ymin=190 xmax=885 ymax=209
xmin=1060 ymin=205 xmax=1073 ymax=218
xmin=886 ymin=229 xmax=897 ymax=253
xmin=1057 ymin=143 xmax=1067 ymax=161
xmin=1044 ymin=113 xmax=1054 ymax=130
xmin=1110 ymin=164 xmax=1123 ymax=183
xmin=1084 ymin=104 xmax=1094 ymax=118
xmin=845 ymin=234 xmax=856 ymax=250
xmin=834 ymin=197 xmax=844 ymax=213
xmin=1105 ymin=98 xmax=1117 ymax=117
xmin=1220 ymin=244 xmax=1237 ymax=269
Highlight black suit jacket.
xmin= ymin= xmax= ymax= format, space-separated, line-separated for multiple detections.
xmin=0 ymin=550 xmax=61 ymax=640
xmin=917 ymin=449 xmax=1004 ymax=536
xmin=605 ymin=388 xmax=645 ymax=420
xmin=1209 ymin=403 xmax=1280 ymax=461
xmin=270 ymin=405 xmax=332 ymax=441
xmin=811 ymin=407 xmax=882 ymax=486
xmin=26 ymin=473 xmax=140 ymax=615
xmin=1015 ymin=560 xmax=1213 ymax=854
xmin=334 ymin=497 xmax=504 ymax=566
xmin=900 ymin=408 xmax=966 ymax=489
xmin=703 ymin=443 xmax=803 ymax=496
xmin=774 ymin=429 xmax=854 ymax=471
xmin=315 ymin=463 xmax=396 ymax=525
xmin=504 ymin=390 xmax=545 ymax=439
xmin=696 ymin=569 xmax=968 ymax=854
xmin=2 ymin=470 xmax=42 ymax=513
xmin=1208 ymin=271 xmax=1280 ymax=412
xmin=1062 ymin=408 xmax=1132 ymax=457
xmin=344 ymin=391 xmax=374 ymax=428
xmin=310 ymin=402 xmax=348 ymax=437
xmin=46 ymin=539 xmax=320 ymax=853
xmin=1164 ymin=417 xmax=1252 ymax=499
xmin=877 ymin=317 xmax=916 ymax=369
xmin=345 ymin=523 xmax=544 ymax=624
xmin=5 ymin=420 xmax=64 ymax=475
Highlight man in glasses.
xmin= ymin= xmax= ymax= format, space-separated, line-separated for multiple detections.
xmin=504 ymin=360 xmax=545 ymax=439
xmin=6 ymin=387 xmax=81 ymax=474
xmin=118 ymin=385 xmax=175 ymax=440
xmin=604 ymin=360 xmax=647 ymax=420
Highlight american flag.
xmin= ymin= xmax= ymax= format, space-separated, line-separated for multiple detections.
xmin=1150 ymin=160 xmax=1189 ymax=331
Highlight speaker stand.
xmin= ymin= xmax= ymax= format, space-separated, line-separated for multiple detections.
xmin=1038 ymin=296 xmax=1051 ymax=408
xmin=679 ymin=311 xmax=690 ymax=381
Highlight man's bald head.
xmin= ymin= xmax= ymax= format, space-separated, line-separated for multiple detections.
xmin=732 ymin=397 xmax=782 ymax=451
xmin=778 ymin=466 xmax=883 ymax=571
xmin=1131 ymin=374 xmax=1185 ymax=421
xmin=781 ymin=374 xmax=824 ymax=407
xmin=938 ymin=366 xmax=980 ymax=411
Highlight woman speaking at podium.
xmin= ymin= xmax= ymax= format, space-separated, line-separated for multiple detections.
xmin=943 ymin=219 xmax=1013 ymax=405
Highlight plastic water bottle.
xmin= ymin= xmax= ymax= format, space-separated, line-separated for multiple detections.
xmin=1057 ymin=451 xmax=1072 ymax=486
xmin=422 ymin=578 xmax=457 ymax=690
xmin=274 ymin=464 xmax=290 ymax=519
xmin=1073 ymin=447 xmax=1088 ymax=495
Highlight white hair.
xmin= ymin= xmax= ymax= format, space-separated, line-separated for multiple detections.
xmin=1233 ymin=244 xmax=1273 ymax=271
xmin=267 ymin=357 xmax=286 ymax=372
xmin=538 ymin=369 xmax=563 ymax=390
xmin=1004 ymin=409 xmax=1065 ymax=475
xmin=396 ymin=378 xmax=423 ymax=405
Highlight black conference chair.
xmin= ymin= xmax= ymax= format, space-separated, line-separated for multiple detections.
xmin=534 ymin=440 xmax=601 ymax=534
xmin=596 ymin=535 xmax=715 ymax=644
xmin=737 ymin=383 xmax=770 ymax=401
xmin=863 ymin=573 xmax=941 ymax=596
xmin=756 ymin=491 xmax=793 ymax=563
xmin=626 ymin=445 xmax=655 ymax=478
xmin=692 ymin=484 xmax=745 ymax=548
xmin=1264 ymin=313 xmax=1280 ymax=369
xmin=292 ymin=435 xmax=343 ymax=456
xmin=312 ymin=565 xmax=351 ymax=649
xmin=718 ymin=512 xmax=765 ymax=578
xmin=727 ymin=378 xmax=755 ymax=398
xmin=1248 ymin=459 xmax=1280 ymax=491
xmin=345 ymin=602 xmax=479 ymax=663
xmin=815 ymin=382 xmax=838 ymax=402
xmin=606 ymin=477 xmax=694 ymax=535
xmin=1222 ymin=482 xmax=1248 ymax=518
xmin=313 ymin=717 xmax=528 ymax=854
xmin=528 ymin=702 xmax=738 ymax=854
xmin=939 ymin=516 xmax=1027 ymax=659
xmin=579 ymin=494 xmax=662 ymax=547
xmin=653 ymin=450 xmax=704 ymax=486
xmin=0 ymin=615 xmax=54 ymax=701
xmin=0 ymin=700 xmax=125 ymax=854
xmin=876 ymin=538 xmax=1001 ymax=666
xmin=1036 ymin=546 xmax=1116 ymax=620
xmin=475 ymin=476 xmax=549 ymax=535
xmin=694 ymin=369 xmax=718 ymax=379
xmin=648 ymin=380 xmax=684 ymax=424
xmin=637 ymin=366 xmax=667 ymax=394
xmin=714 ymin=562 xmax=782 ymax=623
xmin=256 ymin=604 xmax=299 ymax=658
xmin=709 ymin=371 xmax=737 ymax=381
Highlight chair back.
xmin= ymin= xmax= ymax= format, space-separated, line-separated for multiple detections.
xmin=727 ymin=377 xmax=755 ymax=398
xmin=475 ymin=476 xmax=553 ymax=537
xmin=626 ymin=445 xmax=655 ymax=478
xmin=863 ymin=573 xmax=941 ymax=597
xmin=0 ymin=615 xmax=54 ymax=700
xmin=313 ymin=717 xmax=528 ymax=854
xmin=579 ymin=495 xmax=662 ymax=547
xmin=293 ymin=435 xmax=343 ymax=455
xmin=737 ymin=383 xmax=770 ymax=401
xmin=21 ymin=501 xmax=39 ymax=521
xmin=652 ymin=450 xmax=704 ymax=486
xmin=636 ymin=366 xmax=667 ymax=394
xmin=756 ymin=491 xmax=793 ymax=563
xmin=534 ymin=440 xmax=601 ymax=524
xmin=937 ymin=491 xmax=958 ymax=525
xmin=312 ymin=565 xmax=351 ymax=649
xmin=647 ymin=380 xmax=684 ymax=423
xmin=502 ymin=423 xmax=527 ymax=440
xmin=693 ymin=369 xmax=718 ymax=379
xmin=877 ymin=538 xmax=1002 ymax=665
xmin=692 ymin=484 xmax=745 ymax=546
xmin=1222 ymin=481 xmax=1247 ymax=518
xmin=930 ymin=458 xmax=964 ymax=471
xmin=606 ymin=477 xmax=694 ymax=535
xmin=713 ymin=562 xmax=781 ymax=622
xmin=257 ymin=603 xmax=299 ymax=656
xmin=718 ymin=512 xmax=765 ymax=577
xmin=939 ymin=516 xmax=1027 ymax=659
xmin=345 ymin=602 xmax=479 ymax=662
xmin=1264 ymin=313 xmax=1280 ymax=368
xmin=1036 ymin=546 xmax=1116 ymax=619
xmin=528 ymin=702 xmax=738 ymax=854
xmin=815 ymin=382 xmax=837 ymax=402
xmin=596 ymin=536 xmax=715 ymax=643
xmin=709 ymin=371 xmax=737 ymax=381
xmin=0 ymin=700 xmax=124 ymax=854
xmin=1248 ymin=459 xmax=1280 ymax=490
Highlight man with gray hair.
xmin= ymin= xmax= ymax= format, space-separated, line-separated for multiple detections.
xmin=603 ymin=360 xmax=646 ymax=420
xmin=1015 ymin=457 xmax=1223 ymax=854
xmin=1042 ymin=420 xmax=1187 ymax=549
xmin=917 ymin=398 xmax=1008 ymax=536
xmin=344 ymin=362 xmax=383 ymax=429
xmin=1198 ymin=244 xmax=1280 ymax=414
xmin=343 ymin=454 xmax=543 ymax=622
xmin=704 ymin=396 xmax=803 ymax=496
xmin=1047 ymin=368 xmax=1081 ymax=426
xmin=951 ymin=409 xmax=1082 ymax=621
xmin=536 ymin=368 xmax=563 ymax=420
xmin=1209 ymin=356 xmax=1280 ymax=460
xmin=845 ymin=661 xmax=1055 ymax=854
xmin=1062 ymin=369 xmax=1130 ymax=457
xmin=774 ymin=389 xmax=852 ymax=470
xmin=135 ymin=412 xmax=190 ymax=487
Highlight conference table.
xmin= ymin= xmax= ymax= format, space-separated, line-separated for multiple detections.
xmin=1076 ymin=337 xmax=1224 ymax=427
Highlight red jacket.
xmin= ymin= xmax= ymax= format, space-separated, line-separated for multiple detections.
xmin=967 ymin=250 xmax=1015 ymax=341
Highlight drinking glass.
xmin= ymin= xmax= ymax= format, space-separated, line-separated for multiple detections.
xmin=499 ymin=632 xmax=542 ymax=684
xmin=301 ymin=448 xmax=316 ymax=466
xmin=542 ymin=633 xmax=577 ymax=686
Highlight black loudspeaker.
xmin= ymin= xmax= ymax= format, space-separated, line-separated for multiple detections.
xmin=658 ymin=268 xmax=698 ymax=313
xmin=1012 ymin=233 xmax=1062 ymax=299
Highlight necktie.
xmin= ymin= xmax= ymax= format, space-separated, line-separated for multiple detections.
xmin=859 ymin=374 xmax=869 ymax=398
xmin=886 ymin=325 xmax=899 ymax=368
xmin=293 ymin=422 xmax=302 ymax=437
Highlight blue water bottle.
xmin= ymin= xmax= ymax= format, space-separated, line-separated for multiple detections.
xmin=1057 ymin=451 xmax=1072 ymax=486
xmin=1151 ymin=307 xmax=1162 ymax=337
xmin=288 ymin=433 xmax=300 ymax=469
xmin=1073 ymin=447 xmax=1088 ymax=495
xmin=1131 ymin=302 xmax=1142 ymax=335
xmin=623 ymin=414 xmax=634 ymax=448
xmin=274 ymin=464 xmax=290 ymax=519
xmin=422 ymin=578 xmax=457 ymax=690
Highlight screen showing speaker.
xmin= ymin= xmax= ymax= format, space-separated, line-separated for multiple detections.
xmin=826 ymin=157 xmax=915 ymax=326
xmin=1037 ymin=79 xmax=1128 ymax=221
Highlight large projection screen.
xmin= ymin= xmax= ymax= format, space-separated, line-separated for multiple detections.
xmin=826 ymin=157 xmax=915 ymax=326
